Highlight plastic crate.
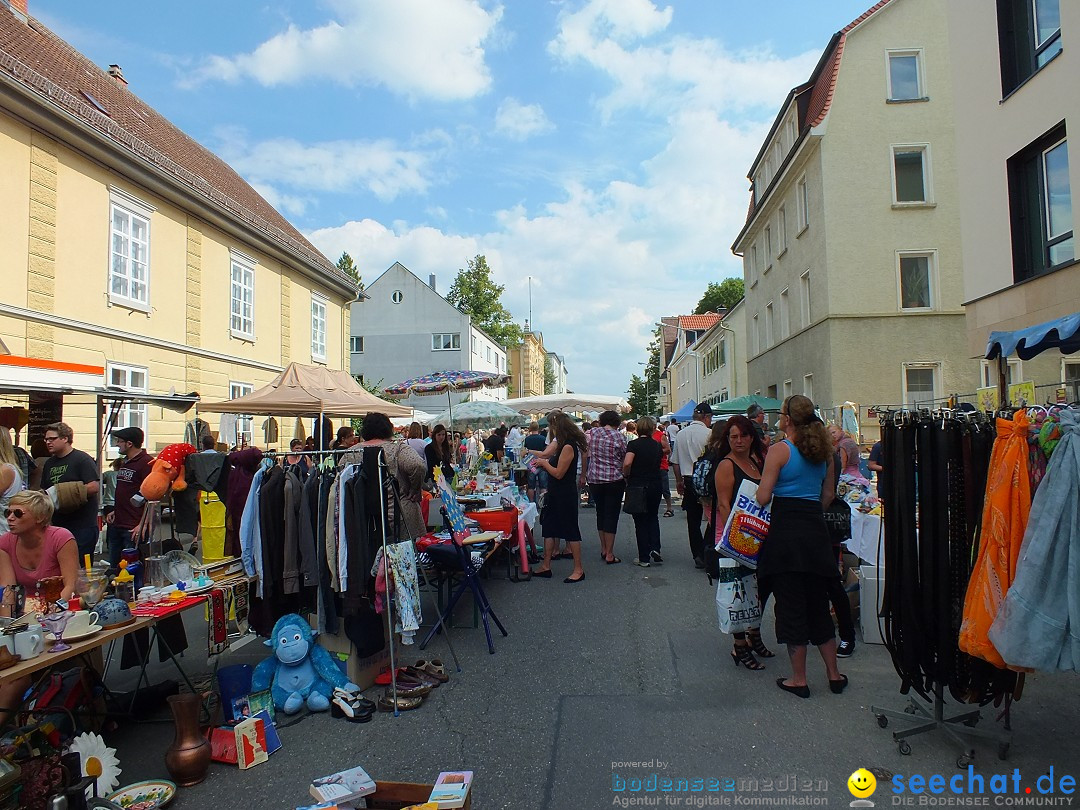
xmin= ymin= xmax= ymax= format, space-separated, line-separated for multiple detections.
xmin=464 ymin=508 xmax=517 ymax=537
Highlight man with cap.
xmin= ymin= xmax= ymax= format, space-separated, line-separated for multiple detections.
xmin=104 ymin=426 xmax=154 ymax=573
xmin=747 ymin=403 xmax=767 ymax=442
xmin=671 ymin=402 xmax=714 ymax=568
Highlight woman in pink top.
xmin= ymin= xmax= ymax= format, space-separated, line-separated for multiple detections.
xmin=0 ymin=489 xmax=80 ymax=615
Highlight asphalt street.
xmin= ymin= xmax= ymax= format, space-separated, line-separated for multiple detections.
xmin=106 ymin=508 xmax=1080 ymax=809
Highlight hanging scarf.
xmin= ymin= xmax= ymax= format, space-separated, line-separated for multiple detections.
xmin=958 ymin=410 xmax=1031 ymax=668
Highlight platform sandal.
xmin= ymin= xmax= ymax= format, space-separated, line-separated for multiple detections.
xmin=730 ymin=641 xmax=765 ymax=671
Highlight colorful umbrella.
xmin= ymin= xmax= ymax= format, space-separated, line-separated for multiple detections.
xmin=382 ymin=370 xmax=510 ymax=398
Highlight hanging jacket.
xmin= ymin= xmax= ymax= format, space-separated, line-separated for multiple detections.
xmin=298 ymin=467 xmax=321 ymax=589
xmin=226 ymin=447 xmax=263 ymax=558
xmin=282 ymin=467 xmax=303 ymax=595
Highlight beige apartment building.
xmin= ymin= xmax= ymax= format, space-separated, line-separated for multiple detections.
xmin=0 ymin=4 xmax=357 ymax=450
xmin=508 ymin=329 xmax=546 ymax=397
xmin=731 ymin=0 xmax=977 ymax=438
xmin=946 ymin=0 xmax=1080 ymax=398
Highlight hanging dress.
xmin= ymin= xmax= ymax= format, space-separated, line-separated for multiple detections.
xmin=958 ymin=410 xmax=1031 ymax=669
xmin=989 ymin=409 xmax=1080 ymax=671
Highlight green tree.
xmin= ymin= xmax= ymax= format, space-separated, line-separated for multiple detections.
xmin=627 ymin=374 xmax=656 ymax=418
xmin=446 ymin=255 xmax=523 ymax=349
xmin=337 ymin=252 xmax=363 ymax=289
xmin=694 ymin=278 xmax=744 ymax=314
xmin=544 ymin=356 xmax=557 ymax=395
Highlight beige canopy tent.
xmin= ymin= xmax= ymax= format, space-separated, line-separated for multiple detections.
xmin=199 ymin=362 xmax=413 ymax=418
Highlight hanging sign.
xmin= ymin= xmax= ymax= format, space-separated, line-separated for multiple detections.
xmin=1007 ymin=380 xmax=1036 ymax=407
xmin=975 ymin=387 xmax=999 ymax=412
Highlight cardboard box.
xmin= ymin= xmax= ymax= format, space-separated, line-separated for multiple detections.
xmin=362 ymin=781 xmax=472 ymax=810
xmin=312 ymin=617 xmax=392 ymax=691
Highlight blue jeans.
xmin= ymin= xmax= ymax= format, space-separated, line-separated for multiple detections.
xmin=106 ymin=524 xmax=134 ymax=574
xmin=69 ymin=524 xmax=100 ymax=562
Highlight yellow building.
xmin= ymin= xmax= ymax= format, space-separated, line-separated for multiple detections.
xmin=0 ymin=5 xmax=358 ymax=451
xmin=508 ymin=330 xmax=546 ymax=397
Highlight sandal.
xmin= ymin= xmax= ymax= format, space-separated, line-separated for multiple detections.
xmin=605 ymin=556 xmax=622 ymax=565
xmin=663 ymin=509 xmax=675 ymax=517
xmin=378 ymin=691 xmax=424 ymax=712
xmin=333 ymin=687 xmax=376 ymax=712
xmin=747 ymin=628 xmax=775 ymax=658
xmin=331 ymin=691 xmax=374 ymax=722
xmin=415 ymin=659 xmax=450 ymax=683
xmin=730 ymin=642 xmax=765 ymax=671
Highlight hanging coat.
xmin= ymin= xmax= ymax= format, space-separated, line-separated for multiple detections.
xmin=989 ymin=409 xmax=1080 ymax=671
xmin=958 ymin=410 xmax=1031 ymax=669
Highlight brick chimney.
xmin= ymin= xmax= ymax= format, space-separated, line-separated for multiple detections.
xmin=3 ymin=0 xmax=28 ymax=23
xmin=107 ymin=64 xmax=128 ymax=87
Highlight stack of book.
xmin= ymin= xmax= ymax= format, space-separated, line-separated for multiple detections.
xmin=308 ymin=764 xmax=376 ymax=806
xmin=427 ymin=771 xmax=473 ymax=809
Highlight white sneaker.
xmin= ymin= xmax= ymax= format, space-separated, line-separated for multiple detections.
xmin=633 ymin=558 xmax=651 ymax=567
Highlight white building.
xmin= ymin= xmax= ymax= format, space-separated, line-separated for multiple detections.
xmin=546 ymin=352 xmax=569 ymax=394
xmin=349 ymin=262 xmax=507 ymax=410
xmin=693 ymin=299 xmax=748 ymax=406
xmin=664 ymin=313 xmax=723 ymax=413
xmin=946 ymin=0 xmax=1079 ymax=398
xmin=730 ymin=0 xmax=978 ymax=438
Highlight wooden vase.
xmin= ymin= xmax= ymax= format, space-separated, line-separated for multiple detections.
xmin=164 ymin=693 xmax=211 ymax=786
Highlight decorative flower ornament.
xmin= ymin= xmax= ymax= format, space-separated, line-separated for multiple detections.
xmin=67 ymin=732 xmax=122 ymax=795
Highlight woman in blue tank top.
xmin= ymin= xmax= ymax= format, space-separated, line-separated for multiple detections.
xmin=755 ymin=395 xmax=848 ymax=698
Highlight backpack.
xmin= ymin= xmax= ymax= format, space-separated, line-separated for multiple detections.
xmin=692 ymin=450 xmax=720 ymax=500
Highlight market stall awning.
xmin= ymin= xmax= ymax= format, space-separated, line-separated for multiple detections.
xmin=0 ymin=354 xmax=104 ymax=393
xmin=710 ymin=394 xmax=784 ymax=415
xmin=671 ymin=400 xmax=697 ymax=421
xmin=985 ymin=312 xmax=1080 ymax=360
xmin=198 ymin=362 xmax=412 ymax=418
xmin=502 ymin=393 xmax=631 ymax=414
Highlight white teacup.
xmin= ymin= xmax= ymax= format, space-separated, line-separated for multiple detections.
xmin=64 ymin=610 xmax=101 ymax=637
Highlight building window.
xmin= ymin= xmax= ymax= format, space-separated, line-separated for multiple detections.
xmin=1008 ymin=127 xmax=1074 ymax=282
xmin=311 ymin=296 xmax=327 ymax=361
xmin=765 ymin=302 xmax=775 ymax=347
xmin=764 ymin=226 xmax=773 ymax=269
xmin=1064 ymin=360 xmax=1080 ymax=400
xmin=751 ymin=315 xmax=759 ymax=356
xmin=779 ymin=288 xmax=790 ymax=338
xmin=230 ymin=256 xmax=255 ymax=339
xmin=799 ymin=270 xmax=811 ymax=326
xmin=230 ymin=382 xmax=254 ymax=444
xmin=796 ymin=176 xmax=809 ymax=232
xmin=778 ymin=205 xmax=788 ymax=255
xmin=903 ymin=363 xmax=940 ymax=408
xmin=350 ymin=336 xmax=364 ymax=353
xmin=980 ymin=358 xmax=1022 ymax=388
xmin=432 ymin=333 xmax=461 ymax=351
xmin=892 ymin=145 xmax=931 ymax=203
xmin=898 ymin=252 xmax=935 ymax=310
xmin=107 ymin=362 xmax=147 ymax=440
xmin=719 ymin=338 xmax=726 ymax=367
xmin=887 ymin=50 xmax=924 ymax=100
xmin=391 ymin=290 xmax=403 ymax=304
xmin=749 ymin=244 xmax=759 ymax=286
xmin=998 ymin=0 xmax=1062 ymax=96
xmin=783 ymin=379 xmax=793 ymax=399
xmin=757 ymin=313 xmax=766 ymax=353
xmin=803 ymin=373 xmax=813 ymax=400
xmin=767 ymin=384 xmax=778 ymax=400
xmin=109 ymin=189 xmax=153 ymax=309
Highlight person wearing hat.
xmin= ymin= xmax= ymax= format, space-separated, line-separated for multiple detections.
xmin=104 ymin=426 xmax=154 ymax=572
xmin=671 ymin=402 xmax=714 ymax=568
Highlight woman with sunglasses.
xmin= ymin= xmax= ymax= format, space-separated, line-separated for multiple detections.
xmin=0 ymin=429 xmax=24 ymax=534
xmin=0 ymin=490 xmax=80 ymax=615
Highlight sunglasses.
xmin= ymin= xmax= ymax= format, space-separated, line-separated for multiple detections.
xmin=3 ymin=508 xmax=25 ymax=519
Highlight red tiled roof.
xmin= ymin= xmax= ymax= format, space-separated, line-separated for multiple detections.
xmin=0 ymin=12 xmax=352 ymax=290
xmin=678 ymin=314 xmax=721 ymax=330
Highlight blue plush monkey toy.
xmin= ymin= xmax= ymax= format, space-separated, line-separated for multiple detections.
xmin=251 ymin=614 xmax=359 ymax=714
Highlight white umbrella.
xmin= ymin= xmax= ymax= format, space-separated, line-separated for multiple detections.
xmin=502 ymin=393 xmax=631 ymax=414
xmin=429 ymin=400 xmax=522 ymax=430
xmin=390 ymin=410 xmax=439 ymax=428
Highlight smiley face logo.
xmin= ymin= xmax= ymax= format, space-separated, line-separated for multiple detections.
xmin=848 ymin=768 xmax=877 ymax=798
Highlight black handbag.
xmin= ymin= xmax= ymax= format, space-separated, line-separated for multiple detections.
xmin=823 ymin=498 xmax=852 ymax=544
xmin=622 ymin=484 xmax=647 ymax=515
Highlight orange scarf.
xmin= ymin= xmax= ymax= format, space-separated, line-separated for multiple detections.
xmin=958 ymin=410 xmax=1031 ymax=669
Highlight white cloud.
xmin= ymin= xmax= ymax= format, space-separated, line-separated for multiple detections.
xmin=214 ymin=128 xmax=444 ymax=200
xmin=184 ymin=0 xmax=502 ymax=101
xmin=494 ymin=98 xmax=555 ymax=140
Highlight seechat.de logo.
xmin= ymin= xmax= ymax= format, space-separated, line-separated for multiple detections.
xmin=848 ymin=768 xmax=878 ymax=807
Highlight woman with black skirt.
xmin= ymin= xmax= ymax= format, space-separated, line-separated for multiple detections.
xmin=531 ymin=412 xmax=588 ymax=584
xmin=622 ymin=416 xmax=663 ymax=568
xmin=755 ymin=395 xmax=847 ymax=698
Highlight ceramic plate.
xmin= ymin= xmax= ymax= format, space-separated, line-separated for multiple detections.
xmin=181 ymin=583 xmax=215 ymax=595
xmin=160 ymin=550 xmax=201 ymax=585
xmin=62 ymin=625 xmax=103 ymax=641
xmin=106 ymin=779 xmax=176 ymax=809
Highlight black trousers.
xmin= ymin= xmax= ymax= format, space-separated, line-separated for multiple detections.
xmin=682 ymin=476 xmax=704 ymax=562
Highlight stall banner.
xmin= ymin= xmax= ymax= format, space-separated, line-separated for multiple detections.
xmin=1008 ymin=380 xmax=1035 ymax=407
xmin=715 ymin=479 xmax=770 ymax=568
xmin=976 ymin=387 xmax=999 ymax=412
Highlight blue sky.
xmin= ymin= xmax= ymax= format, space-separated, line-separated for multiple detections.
xmin=38 ymin=0 xmax=874 ymax=396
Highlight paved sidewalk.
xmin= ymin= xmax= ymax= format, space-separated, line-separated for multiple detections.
xmin=109 ymin=512 xmax=1080 ymax=808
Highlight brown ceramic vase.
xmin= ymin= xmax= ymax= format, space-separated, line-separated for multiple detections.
xmin=164 ymin=693 xmax=211 ymax=786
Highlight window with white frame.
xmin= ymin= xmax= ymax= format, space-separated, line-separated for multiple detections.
xmin=432 ymin=333 xmax=461 ymax=351
xmin=765 ymin=226 xmax=773 ymax=269
xmin=229 ymin=255 xmax=255 ymax=339
xmin=1065 ymin=360 xmax=1080 ymax=400
xmin=898 ymin=252 xmax=935 ymax=310
xmin=980 ymin=358 xmax=1022 ymax=388
xmin=800 ymin=270 xmax=811 ymax=326
xmin=485 ymin=346 xmax=492 ymax=363
xmin=750 ymin=244 xmax=759 ymax=286
xmin=887 ymin=50 xmax=924 ymax=100
xmin=779 ymin=289 xmax=790 ymax=339
xmin=783 ymin=379 xmax=793 ymax=399
xmin=107 ymin=362 xmax=148 ymax=440
xmin=803 ymin=373 xmax=813 ymax=400
xmin=903 ymin=363 xmax=940 ymax=408
xmin=230 ymin=382 xmax=254 ymax=444
xmin=796 ymin=176 xmax=809 ymax=232
xmin=751 ymin=315 xmax=759 ymax=356
xmin=311 ymin=295 xmax=327 ymax=360
xmin=765 ymin=302 xmax=775 ymax=347
xmin=757 ymin=313 xmax=767 ymax=353
xmin=109 ymin=189 xmax=153 ymax=309
xmin=778 ymin=205 xmax=788 ymax=255
xmin=892 ymin=145 xmax=932 ymax=204
xmin=350 ymin=336 xmax=364 ymax=353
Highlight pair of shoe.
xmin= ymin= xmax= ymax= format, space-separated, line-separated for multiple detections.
xmin=633 ymin=558 xmax=650 ymax=568
xmin=414 ymin=659 xmax=449 ymax=683
xmin=331 ymin=688 xmax=375 ymax=722
xmin=649 ymin=551 xmax=664 ymax=564
xmin=378 ymin=688 xmax=424 ymax=712
xmin=731 ymin=642 xmax=765 ymax=671
xmin=837 ymin=639 xmax=856 ymax=658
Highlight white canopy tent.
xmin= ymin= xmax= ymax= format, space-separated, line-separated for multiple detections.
xmin=501 ymin=393 xmax=631 ymax=415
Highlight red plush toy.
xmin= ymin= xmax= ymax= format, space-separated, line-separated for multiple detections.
xmin=140 ymin=442 xmax=197 ymax=501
